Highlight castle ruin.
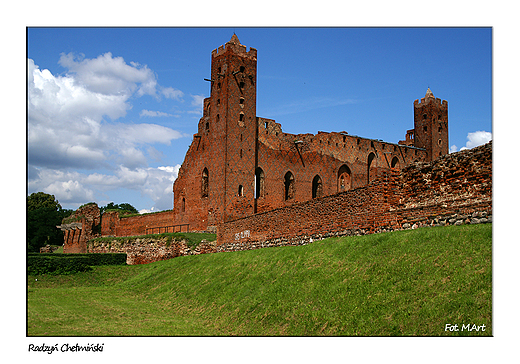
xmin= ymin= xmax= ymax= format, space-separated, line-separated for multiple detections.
xmin=57 ymin=35 xmax=491 ymax=262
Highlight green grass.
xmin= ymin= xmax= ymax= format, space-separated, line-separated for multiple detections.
xmin=27 ymin=223 xmax=492 ymax=336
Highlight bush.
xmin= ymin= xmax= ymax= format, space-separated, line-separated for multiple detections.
xmin=28 ymin=253 xmax=127 ymax=275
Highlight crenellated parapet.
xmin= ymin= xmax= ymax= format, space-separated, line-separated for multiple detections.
xmin=211 ymin=34 xmax=257 ymax=59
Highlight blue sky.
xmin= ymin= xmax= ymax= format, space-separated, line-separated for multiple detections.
xmin=27 ymin=27 xmax=492 ymax=212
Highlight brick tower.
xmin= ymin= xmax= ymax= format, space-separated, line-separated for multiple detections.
xmin=173 ymin=34 xmax=258 ymax=230
xmin=210 ymin=34 xmax=258 ymax=222
xmin=413 ymin=88 xmax=449 ymax=161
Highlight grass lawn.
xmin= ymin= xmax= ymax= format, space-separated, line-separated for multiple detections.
xmin=27 ymin=223 xmax=492 ymax=336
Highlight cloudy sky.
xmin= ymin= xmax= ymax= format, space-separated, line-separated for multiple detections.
xmin=27 ymin=27 xmax=492 ymax=212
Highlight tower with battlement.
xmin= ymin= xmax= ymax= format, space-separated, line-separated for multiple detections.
xmin=412 ymin=88 xmax=449 ymax=161
xmin=173 ymin=35 xmax=259 ymax=229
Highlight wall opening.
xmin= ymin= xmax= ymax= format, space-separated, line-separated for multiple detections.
xmin=391 ymin=156 xmax=400 ymax=169
xmin=255 ymin=167 xmax=265 ymax=199
xmin=181 ymin=197 xmax=185 ymax=213
xmin=201 ymin=168 xmax=209 ymax=198
xmin=238 ymin=185 xmax=244 ymax=197
xmin=337 ymin=164 xmax=352 ymax=192
xmin=312 ymin=175 xmax=323 ymax=199
xmin=367 ymin=152 xmax=376 ymax=184
xmin=284 ymin=171 xmax=295 ymax=201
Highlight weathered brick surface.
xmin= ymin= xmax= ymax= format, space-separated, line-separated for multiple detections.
xmin=59 ymin=203 xmax=100 ymax=254
xmin=217 ymin=141 xmax=492 ymax=249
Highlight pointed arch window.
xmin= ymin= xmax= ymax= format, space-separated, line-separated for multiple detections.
xmin=284 ymin=171 xmax=295 ymax=201
xmin=391 ymin=156 xmax=400 ymax=169
xmin=312 ymin=175 xmax=323 ymax=199
xmin=337 ymin=164 xmax=352 ymax=192
xmin=201 ymin=168 xmax=209 ymax=198
xmin=367 ymin=152 xmax=376 ymax=184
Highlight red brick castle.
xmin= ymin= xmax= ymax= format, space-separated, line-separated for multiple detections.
xmin=59 ymin=35 xmax=475 ymax=257
xmin=171 ymin=34 xmax=448 ymax=232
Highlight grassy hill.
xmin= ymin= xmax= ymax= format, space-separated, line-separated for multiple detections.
xmin=27 ymin=223 xmax=492 ymax=336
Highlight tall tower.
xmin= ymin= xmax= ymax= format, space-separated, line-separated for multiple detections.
xmin=413 ymin=88 xmax=449 ymax=161
xmin=208 ymin=34 xmax=258 ymax=222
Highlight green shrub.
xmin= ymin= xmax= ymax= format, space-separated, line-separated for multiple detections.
xmin=27 ymin=253 xmax=127 ymax=275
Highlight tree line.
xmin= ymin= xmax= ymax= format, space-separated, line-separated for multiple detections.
xmin=27 ymin=192 xmax=137 ymax=252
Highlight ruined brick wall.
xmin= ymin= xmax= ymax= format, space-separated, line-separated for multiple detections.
xmin=217 ymin=169 xmax=402 ymax=247
xmin=60 ymin=203 xmax=101 ymax=254
xmin=217 ymin=141 xmax=492 ymax=248
xmin=99 ymin=210 xmax=185 ymax=237
xmin=254 ymin=119 xmax=427 ymax=215
xmin=397 ymin=141 xmax=492 ymax=226
xmin=61 ymin=206 xmax=184 ymax=252
xmin=114 ymin=211 xmax=179 ymax=237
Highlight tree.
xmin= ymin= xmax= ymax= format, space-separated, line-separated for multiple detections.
xmin=100 ymin=202 xmax=138 ymax=215
xmin=27 ymin=192 xmax=72 ymax=252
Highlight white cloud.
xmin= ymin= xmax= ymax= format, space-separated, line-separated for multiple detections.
xmin=29 ymin=164 xmax=181 ymax=210
xmin=28 ymin=53 xmax=189 ymax=211
xmin=162 ymin=87 xmax=184 ymax=100
xmin=28 ymin=57 xmax=186 ymax=171
xmin=58 ymin=52 xmax=158 ymax=97
xmin=140 ymin=109 xmax=172 ymax=117
xmin=450 ymin=131 xmax=492 ymax=153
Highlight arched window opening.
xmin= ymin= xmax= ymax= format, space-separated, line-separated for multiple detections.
xmin=201 ymin=168 xmax=209 ymax=198
xmin=367 ymin=152 xmax=376 ymax=184
xmin=337 ymin=164 xmax=352 ymax=192
xmin=238 ymin=185 xmax=244 ymax=197
xmin=205 ymin=122 xmax=210 ymax=132
xmin=255 ymin=167 xmax=265 ymax=199
xmin=391 ymin=156 xmax=400 ymax=169
xmin=181 ymin=197 xmax=186 ymax=213
xmin=312 ymin=175 xmax=323 ymax=199
xmin=240 ymin=66 xmax=245 ymax=73
xmin=284 ymin=171 xmax=295 ymax=201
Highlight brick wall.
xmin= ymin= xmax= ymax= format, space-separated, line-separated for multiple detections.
xmin=60 ymin=142 xmax=491 ymax=263
xmin=60 ymin=203 xmax=101 ymax=254
xmin=216 ymin=141 xmax=492 ymax=249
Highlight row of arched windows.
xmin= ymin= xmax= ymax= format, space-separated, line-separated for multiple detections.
xmin=199 ymin=155 xmax=400 ymax=201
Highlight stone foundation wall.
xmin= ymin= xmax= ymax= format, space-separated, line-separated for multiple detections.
xmin=87 ymin=236 xmax=217 ymax=265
